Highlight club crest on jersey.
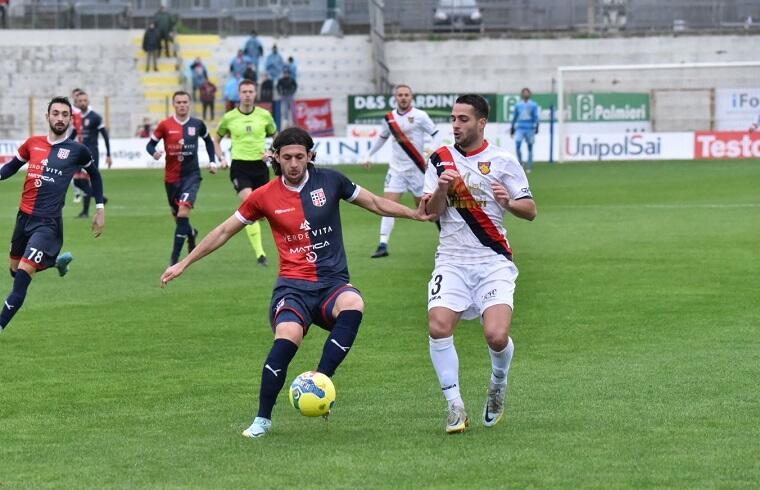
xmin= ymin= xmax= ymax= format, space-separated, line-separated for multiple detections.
xmin=310 ymin=188 xmax=327 ymax=207
xmin=407 ymin=116 xmax=414 ymax=123
xmin=57 ymin=148 xmax=70 ymax=160
xmin=188 ymin=127 xmax=196 ymax=136
xmin=478 ymin=161 xmax=491 ymax=175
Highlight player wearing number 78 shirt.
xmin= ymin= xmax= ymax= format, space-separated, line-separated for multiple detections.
xmin=0 ymin=96 xmax=106 ymax=332
xmin=423 ymin=94 xmax=537 ymax=434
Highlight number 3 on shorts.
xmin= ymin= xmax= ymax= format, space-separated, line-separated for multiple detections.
xmin=430 ymin=274 xmax=443 ymax=295
xmin=27 ymin=247 xmax=44 ymax=264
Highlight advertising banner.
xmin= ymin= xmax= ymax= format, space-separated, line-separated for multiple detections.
xmin=714 ymin=89 xmax=760 ymax=131
xmin=348 ymin=93 xmax=499 ymax=124
xmin=694 ymin=131 xmax=760 ymax=159
xmin=294 ymin=98 xmax=334 ymax=137
xmin=563 ymin=132 xmax=693 ymax=161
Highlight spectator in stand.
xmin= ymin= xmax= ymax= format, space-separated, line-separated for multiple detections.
xmin=230 ymin=49 xmax=251 ymax=78
xmin=243 ymin=63 xmax=257 ymax=85
xmin=136 ymin=117 xmax=153 ymax=138
xmin=153 ymin=5 xmax=176 ymax=58
xmin=286 ymin=56 xmax=298 ymax=81
xmin=265 ymin=45 xmax=285 ymax=82
xmin=142 ymin=22 xmax=161 ymax=72
xmin=259 ymin=73 xmax=274 ymax=104
xmin=190 ymin=57 xmax=208 ymax=101
xmin=0 ymin=0 xmax=9 ymax=29
xmin=243 ymin=30 xmax=264 ymax=69
xmin=200 ymin=79 xmax=217 ymax=121
xmin=224 ymin=73 xmax=242 ymax=112
xmin=276 ymin=67 xmax=298 ymax=128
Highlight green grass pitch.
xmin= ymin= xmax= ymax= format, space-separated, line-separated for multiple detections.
xmin=1 ymin=160 xmax=758 ymax=488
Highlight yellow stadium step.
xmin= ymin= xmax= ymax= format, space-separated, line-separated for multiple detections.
xmin=141 ymin=73 xmax=181 ymax=86
xmin=175 ymin=34 xmax=220 ymax=45
xmin=179 ymin=48 xmax=214 ymax=60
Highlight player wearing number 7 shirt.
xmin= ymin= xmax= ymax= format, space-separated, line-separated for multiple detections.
xmin=423 ymin=94 xmax=537 ymax=434
xmin=0 ymin=96 xmax=106 ymax=333
xmin=160 ymin=127 xmax=434 ymax=438
xmin=364 ymin=84 xmax=440 ymax=258
xmin=146 ymin=91 xmax=217 ymax=265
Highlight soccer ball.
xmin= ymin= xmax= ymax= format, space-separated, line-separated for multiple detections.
xmin=288 ymin=371 xmax=336 ymax=417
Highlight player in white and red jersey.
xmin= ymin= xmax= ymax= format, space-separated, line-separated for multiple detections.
xmin=364 ymin=84 xmax=440 ymax=258
xmin=423 ymin=94 xmax=537 ymax=434
xmin=160 ymin=127 xmax=433 ymax=438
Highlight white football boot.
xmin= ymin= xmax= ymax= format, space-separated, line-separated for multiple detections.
xmin=446 ymin=404 xmax=469 ymax=434
xmin=242 ymin=417 xmax=272 ymax=438
xmin=483 ymin=382 xmax=507 ymax=427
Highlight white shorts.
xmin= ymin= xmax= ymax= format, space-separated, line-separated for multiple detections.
xmin=427 ymin=260 xmax=518 ymax=320
xmin=384 ymin=168 xmax=424 ymax=196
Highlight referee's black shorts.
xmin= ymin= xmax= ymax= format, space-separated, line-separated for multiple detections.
xmin=230 ymin=160 xmax=270 ymax=193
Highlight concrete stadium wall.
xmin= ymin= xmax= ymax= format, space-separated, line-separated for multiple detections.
xmin=1 ymin=31 xmax=759 ymax=138
xmin=0 ymin=30 xmax=145 ymax=139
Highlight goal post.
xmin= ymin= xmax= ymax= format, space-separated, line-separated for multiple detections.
xmin=556 ymin=61 xmax=760 ymax=162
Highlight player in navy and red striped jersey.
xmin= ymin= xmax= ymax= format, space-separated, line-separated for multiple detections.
xmin=146 ymin=91 xmax=217 ymax=265
xmin=160 ymin=127 xmax=434 ymax=438
xmin=424 ymin=94 xmax=536 ymax=434
xmin=0 ymin=96 xmax=106 ymax=332
xmin=71 ymin=91 xmax=112 ymax=218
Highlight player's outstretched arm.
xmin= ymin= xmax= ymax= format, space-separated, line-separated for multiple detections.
xmin=0 ymin=157 xmax=25 ymax=180
xmin=352 ymin=188 xmax=435 ymax=221
xmin=160 ymin=214 xmax=245 ymax=286
xmin=491 ymin=181 xmax=537 ymax=221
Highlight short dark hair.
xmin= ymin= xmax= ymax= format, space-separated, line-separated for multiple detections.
xmin=76 ymin=90 xmax=87 ymax=97
xmin=455 ymin=94 xmax=489 ymax=120
xmin=395 ymin=84 xmax=412 ymax=94
xmin=172 ymin=90 xmax=191 ymax=101
xmin=239 ymin=78 xmax=256 ymax=90
xmin=48 ymin=96 xmax=72 ymax=114
xmin=271 ymin=127 xmax=316 ymax=176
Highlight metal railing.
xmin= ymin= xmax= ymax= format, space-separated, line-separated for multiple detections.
xmin=6 ymin=0 xmax=760 ymax=34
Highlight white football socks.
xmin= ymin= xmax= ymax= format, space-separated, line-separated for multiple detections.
xmin=379 ymin=216 xmax=395 ymax=245
xmin=429 ymin=335 xmax=463 ymax=408
xmin=489 ymin=336 xmax=514 ymax=386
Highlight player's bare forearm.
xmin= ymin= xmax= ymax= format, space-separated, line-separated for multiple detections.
xmin=425 ymin=188 xmax=448 ymax=217
xmin=506 ymin=198 xmax=537 ymax=221
xmin=353 ymin=188 xmax=419 ymax=220
xmin=91 ymin=208 xmax=105 ymax=237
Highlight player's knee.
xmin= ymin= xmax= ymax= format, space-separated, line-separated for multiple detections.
xmin=334 ymin=291 xmax=364 ymax=314
xmin=428 ymin=316 xmax=454 ymax=339
xmin=484 ymin=329 xmax=509 ymax=351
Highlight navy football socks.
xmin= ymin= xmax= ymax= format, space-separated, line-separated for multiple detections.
xmin=317 ymin=310 xmax=363 ymax=377
xmin=257 ymin=338 xmax=299 ymax=419
xmin=171 ymin=217 xmax=192 ymax=265
xmin=0 ymin=269 xmax=32 ymax=329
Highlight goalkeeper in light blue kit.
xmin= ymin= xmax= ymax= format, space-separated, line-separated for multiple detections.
xmin=510 ymin=87 xmax=540 ymax=173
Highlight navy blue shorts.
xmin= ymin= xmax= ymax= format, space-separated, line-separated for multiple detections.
xmin=269 ymin=279 xmax=362 ymax=334
xmin=165 ymin=176 xmax=201 ymax=215
xmin=9 ymin=211 xmax=63 ymax=271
